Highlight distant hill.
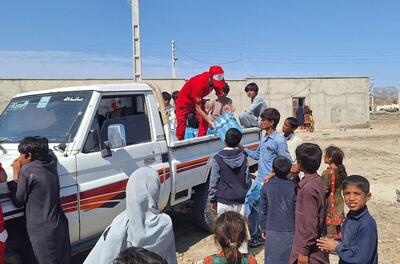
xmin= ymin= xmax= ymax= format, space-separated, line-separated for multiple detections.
xmin=374 ymin=87 xmax=399 ymax=99
xmin=373 ymin=87 xmax=399 ymax=105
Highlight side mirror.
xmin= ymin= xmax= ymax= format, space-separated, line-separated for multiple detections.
xmin=107 ymin=124 xmax=127 ymax=149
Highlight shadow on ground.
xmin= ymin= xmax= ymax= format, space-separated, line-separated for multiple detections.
xmin=169 ymin=210 xmax=211 ymax=254
xmin=249 ymin=245 xmax=264 ymax=257
xmin=71 ymin=207 xmax=209 ymax=263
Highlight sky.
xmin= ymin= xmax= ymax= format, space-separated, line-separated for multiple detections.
xmin=1 ymin=0 xmax=400 ymax=87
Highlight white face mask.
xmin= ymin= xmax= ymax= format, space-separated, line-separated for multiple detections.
xmin=212 ymin=73 xmax=224 ymax=81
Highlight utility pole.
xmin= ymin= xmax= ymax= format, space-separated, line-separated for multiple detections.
xmin=131 ymin=0 xmax=142 ymax=81
xmin=398 ymin=85 xmax=400 ymax=105
xmin=370 ymin=78 xmax=375 ymax=113
xmin=171 ymin=40 xmax=177 ymax=78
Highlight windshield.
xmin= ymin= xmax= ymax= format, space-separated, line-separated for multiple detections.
xmin=0 ymin=91 xmax=92 ymax=143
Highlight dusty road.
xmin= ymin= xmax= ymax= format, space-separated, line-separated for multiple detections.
xmin=172 ymin=113 xmax=400 ymax=264
xmin=74 ymin=113 xmax=400 ymax=264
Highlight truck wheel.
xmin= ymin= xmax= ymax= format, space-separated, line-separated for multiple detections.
xmin=193 ymin=181 xmax=215 ymax=232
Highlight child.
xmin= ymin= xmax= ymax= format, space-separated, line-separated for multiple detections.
xmin=205 ymin=83 xmax=235 ymax=135
xmin=113 ymin=247 xmax=167 ymax=264
xmin=171 ymin=90 xmax=179 ymax=107
xmin=322 ymin=146 xmax=347 ymax=238
xmin=162 ymin=91 xmax=174 ymax=113
xmin=259 ymin=156 xmax=296 ymax=264
xmin=7 ymin=137 xmax=71 ymax=264
xmin=208 ymin=128 xmax=251 ymax=217
xmin=289 ymin=143 xmax=329 ymax=264
xmin=162 ymin=91 xmax=176 ymax=132
xmin=282 ymin=117 xmax=303 ymax=163
xmin=208 ymin=128 xmax=251 ymax=254
xmin=317 ymin=175 xmax=378 ymax=264
xmin=239 ymin=83 xmax=267 ymax=128
xmin=243 ymin=108 xmax=292 ymax=248
xmin=203 ymin=211 xmax=257 ymax=264
xmin=206 ymin=83 xmax=235 ymax=118
xmin=303 ymin=105 xmax=314 ymax=132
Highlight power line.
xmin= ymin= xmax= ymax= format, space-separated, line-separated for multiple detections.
xmin=176 ymin=46 xmax=243 ymax=65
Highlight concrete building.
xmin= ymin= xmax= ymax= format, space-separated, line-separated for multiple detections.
xmin=0 ymin=77 xmax=369 ymax=129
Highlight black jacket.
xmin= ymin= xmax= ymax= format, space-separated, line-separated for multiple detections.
xmin=208 ymin=148 xmax=251 ymax=205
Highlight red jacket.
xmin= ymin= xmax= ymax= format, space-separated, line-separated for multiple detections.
xmin=176 ymin=72 xmax=222 ymax=108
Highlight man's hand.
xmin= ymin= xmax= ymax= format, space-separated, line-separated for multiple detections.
xmin=12 ymin=159 xmax=22 ymax=181
xmin=261 ymin=232 xmax=266 ymax=240
xmin=298 ymin=254 xmax=309 ymax=264
xmin=209 ymin=202 xmax=217 ymax=214
xmin=263 ymin=173 xmax=275 ymax=184
xmin=195 ymin=103 xmax=214 ymax=128
xmin=317 ymin=237 xmax=339 ymax=253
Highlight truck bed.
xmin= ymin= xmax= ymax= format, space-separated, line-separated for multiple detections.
xmin=166 ymin=127 xmax=261 ymax=205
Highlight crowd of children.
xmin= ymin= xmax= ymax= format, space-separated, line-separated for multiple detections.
xmin=0 ymin=77 xmax=379 ymax=264
xmin=161 ymin=78 xmax=378 ymax=264
xmin=202 ymin=106 xmax=377 ymax=264
xmin=120 ymin=75 xmax=378 ymax=264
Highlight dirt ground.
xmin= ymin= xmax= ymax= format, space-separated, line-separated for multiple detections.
xmin=74 ymin=113 xmax=400 ymax=264
xmin=172 ymin=113 xmax=400 ymax=264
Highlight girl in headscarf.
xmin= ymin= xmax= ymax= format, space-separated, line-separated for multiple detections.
xmin=84 ymin=167 xmax=177 ymax=264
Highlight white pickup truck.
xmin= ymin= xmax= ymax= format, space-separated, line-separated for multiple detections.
xmin=0 ymin=82 xmax=260 ymax=254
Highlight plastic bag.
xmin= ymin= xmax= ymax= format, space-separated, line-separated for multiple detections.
xmin=212 ymin=112 xmax=243 ymax=142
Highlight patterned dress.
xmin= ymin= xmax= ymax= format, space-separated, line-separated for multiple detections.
xmin=203 ymin=252 xmax=257 ymax=264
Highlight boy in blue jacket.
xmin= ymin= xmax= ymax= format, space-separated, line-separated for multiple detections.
xmin=317 ymin=175 xmax=378 ymax=264
xmin=243 ymin=108 xmax=292 ymax=248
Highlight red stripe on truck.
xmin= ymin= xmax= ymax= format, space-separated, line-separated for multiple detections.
xmin=80 ymin=180 xmax=128 ymax=200
xmin=59 ymin=159 xmax=208 ymax=213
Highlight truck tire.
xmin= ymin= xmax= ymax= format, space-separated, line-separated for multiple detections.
xmin=193 ymin=181 xmax=215 ymax=232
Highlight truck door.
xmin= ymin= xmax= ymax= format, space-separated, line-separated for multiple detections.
xmin=75 ymin=92 xmax=163 ymax=240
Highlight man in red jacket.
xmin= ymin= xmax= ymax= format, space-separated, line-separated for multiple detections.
xmin=175 ymin=66 xmax=226 ymax=140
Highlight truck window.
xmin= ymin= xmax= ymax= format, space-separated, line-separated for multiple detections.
xmin=0 ymin=92 xmax=91 ymax=143
xmin=83 ymin=94 xmax=151 ymax=153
